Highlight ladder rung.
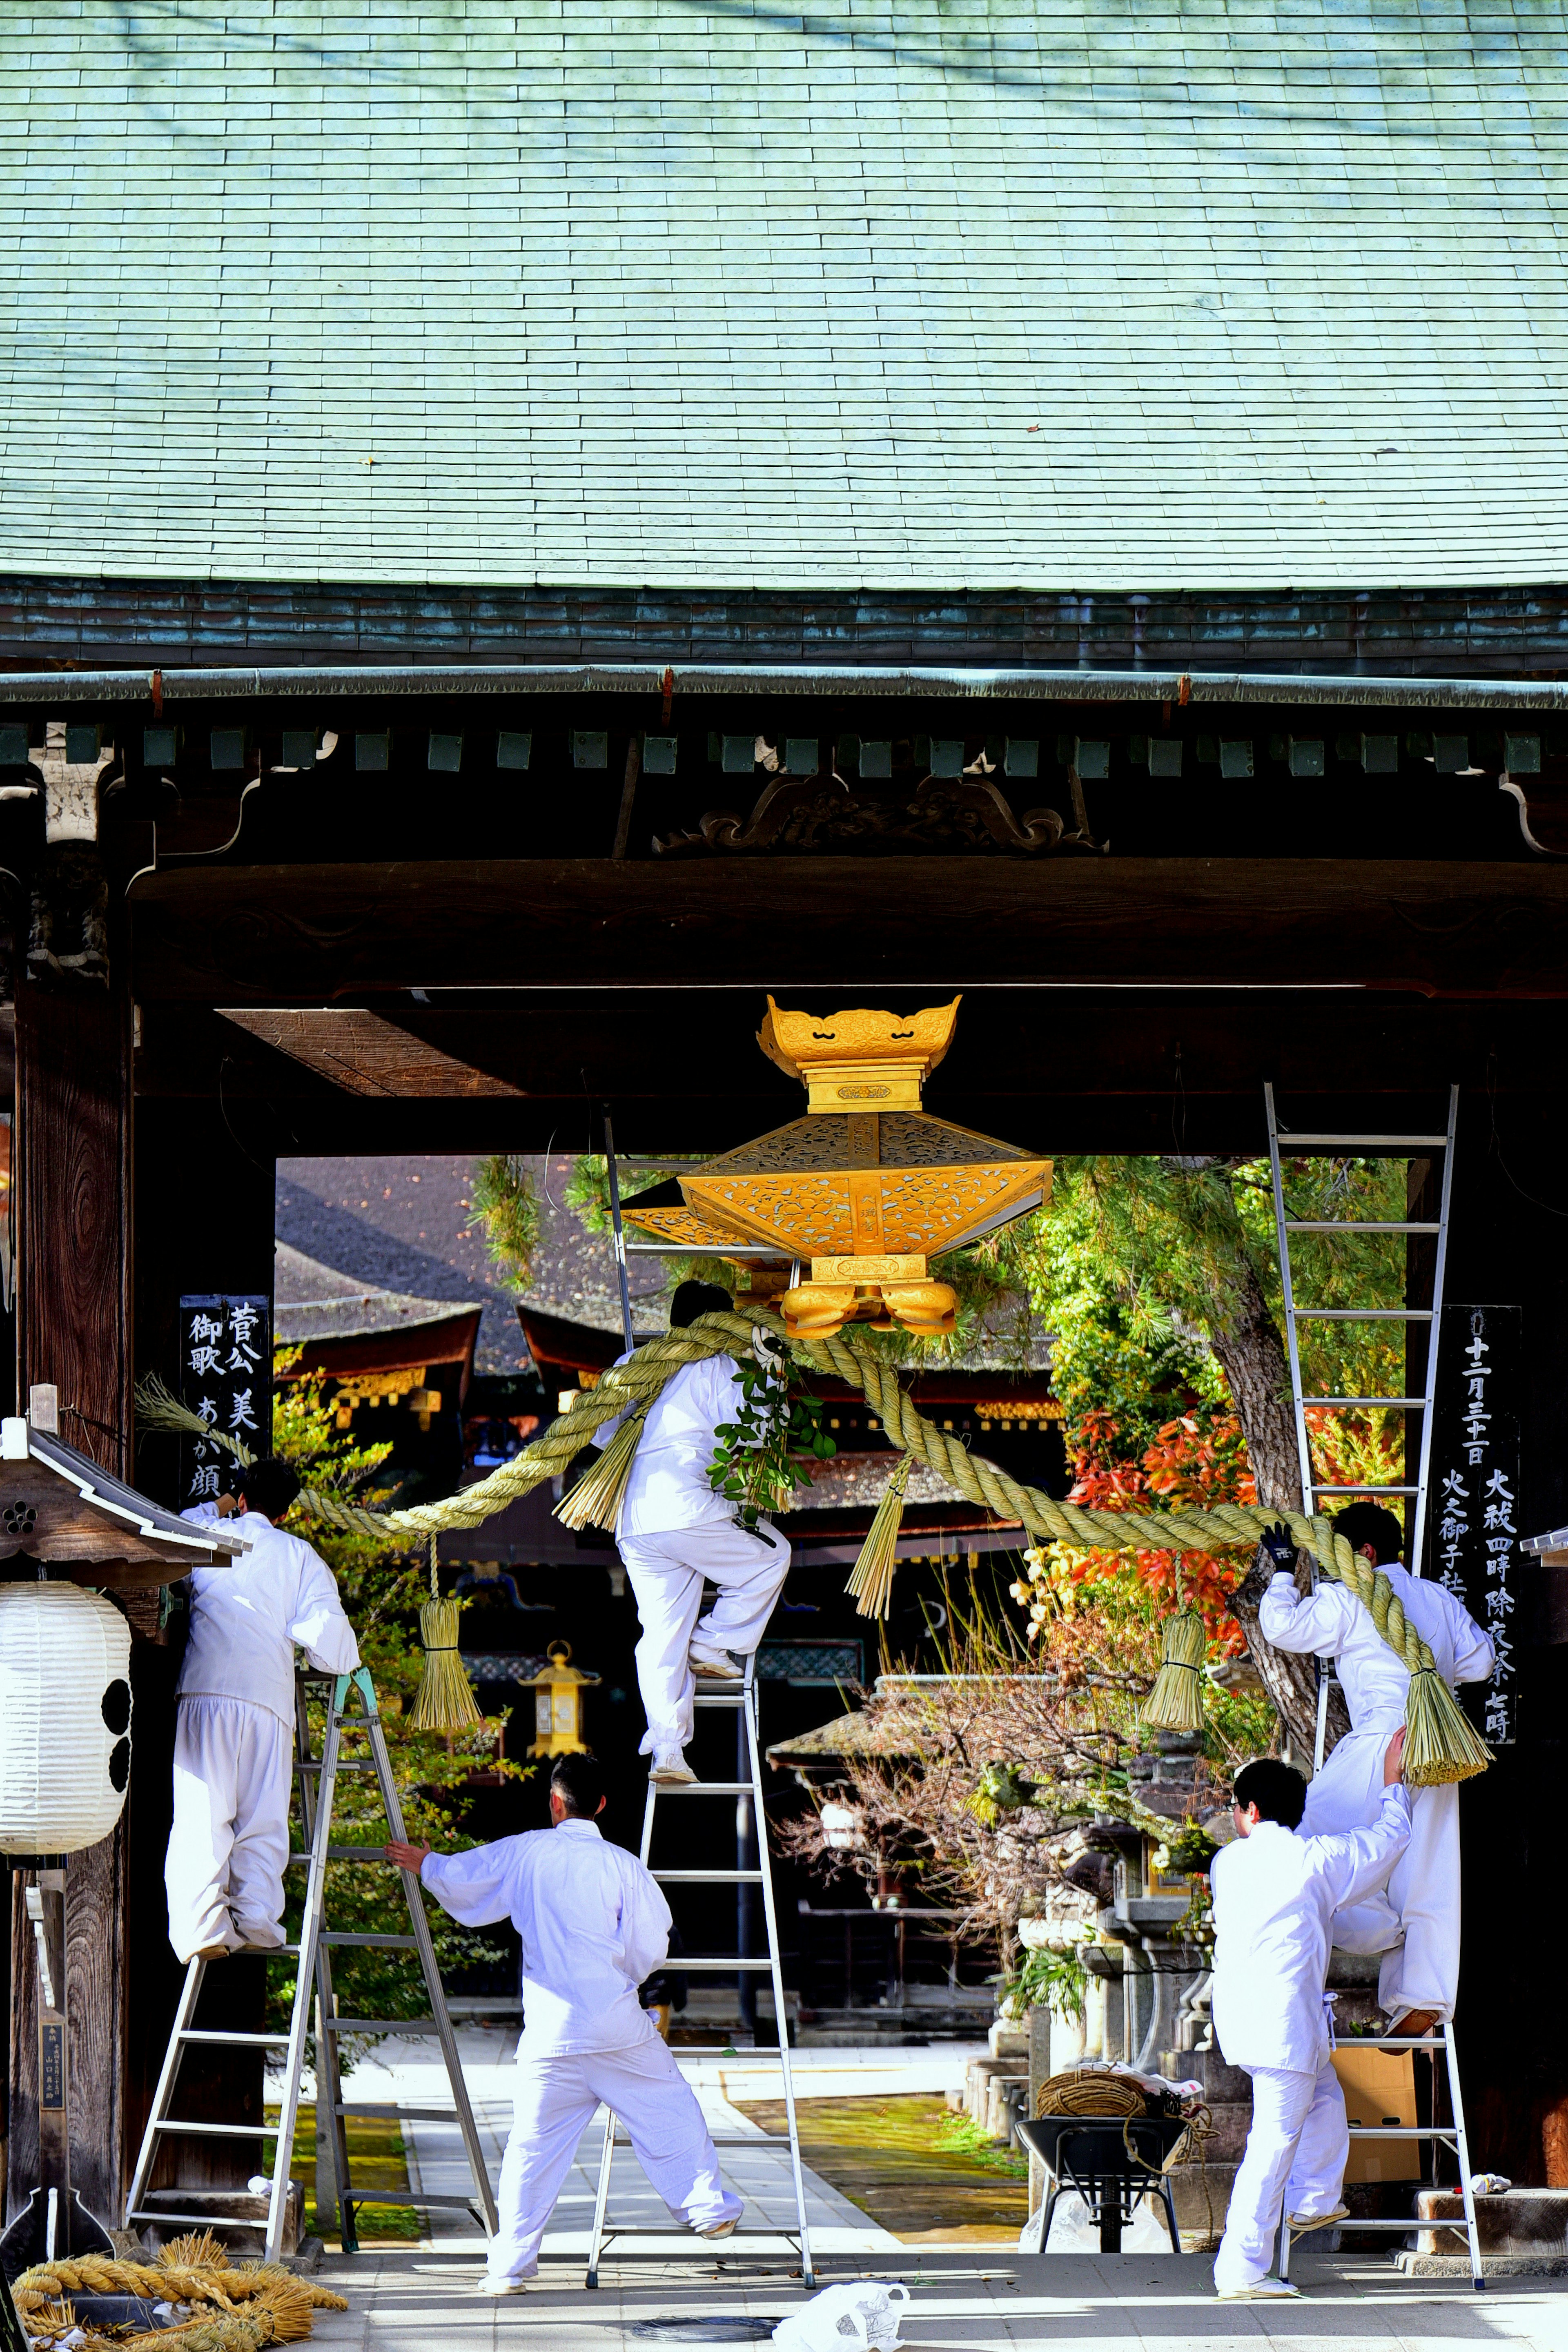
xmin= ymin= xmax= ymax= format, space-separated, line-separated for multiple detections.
xmin=653 ymin=1782 xmax=755 ymax=1796
xmin=694 ymin=1694 xmax=746 ymax=1708
xmin=153 ymin=2120 xmax=271 ymax=2138
xmin=674 ymin=1958 xmax=775 ymax=1972
xmin=594 ymin=2226 xmax=800 ymax=2240
xmin=128 ymin=2207 xmax=279 ymax=2228
xmin=296 ymin=1759 xmax=379 ymax=1773
xmin=1285 ymin=1220 xmax=1440 ymax=1234
xmin=285 ymin=1845 xmax=401 ymax=1864
xmin=323 ymin=2016 xmax=445 ymax=2033
xmin=653 ymin=1870 xmax=765 ymax=1884
xmin=342 ymin=2191 xmax=484 ymax=2210
xmin=1300 ymin=1396 xmax=1427 ymax=1408
xmin=1311 ymin=1482 xmax=1420 ymax=1494
xmin=1345 ymin=2127 xmax=1458 ymax=2139
xmin=178 ymin=2029 xmax=293 ymax=2046
xmin=335 ymin=2103 xmax=464 ymax=2123
xmin=1293 ymin=1308 xmax=1433 ymax=1321
xmin=321 ymin=1932 xmax=419 ymax=1949
xmin=1278 ymin=1133 xmax=1450 ymax=1149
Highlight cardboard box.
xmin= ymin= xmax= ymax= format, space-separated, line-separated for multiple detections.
xmin=1332 ymin=2045 xmax=1420 ymax=2183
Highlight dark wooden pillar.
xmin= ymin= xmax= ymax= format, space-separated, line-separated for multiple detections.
xmin=1443 ymin=1071 xmax=1568 ymax=2184
xmin=9 ymin=967 xmax=136 ymax=2227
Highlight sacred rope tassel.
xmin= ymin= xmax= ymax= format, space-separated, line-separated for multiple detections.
xmin=1140 ymin=1583 xmax=1208 ymax=1734
xmin=555 ymin=1406 xmax=646 ymax=1533
xmin=1401 ymin=1662 xmax=1493 ymax=1787
xmin=846 ymin=1455 xmax=912 ymax=1619
xmin=409 ymin=1539 xmax=480 ymax=1734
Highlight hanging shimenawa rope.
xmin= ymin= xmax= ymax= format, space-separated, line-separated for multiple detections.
xmin=409 ymin=1534 xmax=481 ymax=1733
xmin=1140 ymin=1567 xmax=1209 ymax=1735
xmin=134 ymin=1312 xmax=1490 ymax=1785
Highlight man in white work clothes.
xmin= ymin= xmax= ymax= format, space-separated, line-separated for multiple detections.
xmin=388 ymin=1751 xmax=743 ymax=2294
xmin=168 ymin=1457 xmax=361 ymax=1963
xmin=1255 ymin=1501 xmax=1493 ymax=2033
xmin=1210 ymin=1737 xmax=1410 ymax=2301
xmin=596 ymin=1280 xmax=790 ymax=1784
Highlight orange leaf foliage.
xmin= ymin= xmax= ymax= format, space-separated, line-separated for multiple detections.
xmin=1059 ymin=1407 xmax=1255 ymax=1655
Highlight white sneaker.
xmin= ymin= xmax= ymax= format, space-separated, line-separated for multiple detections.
xmin=477 ymin=2275 xmax=531 ymax=2296
xmin=1287 ymin=2202 xmax=1348 ymax=2232
xmin=1215 ymin=2278 xmax=1301 ymax=2302
xmin=650 ymin=1747 xmax=698 ymax=1785
xmin=698 ymin=2215 xmax=740 ymax=2240
xmin=689 ymin=1642 xmax=741 ymax=1679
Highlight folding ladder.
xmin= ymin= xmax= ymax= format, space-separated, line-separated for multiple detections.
xmin=127 ymin=1667 xmax=497 ymax=2260
xmin=586 ymin=1656 xmax=815 ymax=2288
xmin=1263 ymin=1084 xmax=1459 ymax=1768
xmin=1276 ymin=2023 xmax=1484 ymax=2290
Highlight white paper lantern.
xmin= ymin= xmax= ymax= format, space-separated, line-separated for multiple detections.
xmin=0 ymin=1583 xmax=132 ymax=1853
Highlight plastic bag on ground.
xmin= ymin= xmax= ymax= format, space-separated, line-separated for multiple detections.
xmin=771 ymin=2283 xmax=910 ymax=2352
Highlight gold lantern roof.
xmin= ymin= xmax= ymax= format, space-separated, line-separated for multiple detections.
xmin=625 ymin=998 xmax=1050 ymax=1340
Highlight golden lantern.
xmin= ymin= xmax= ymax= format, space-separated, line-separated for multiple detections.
xmin=527 ymin=1642 xmax=600 ymax=1758
xmin=625 ymin=997 xmax=1050 ymax=1341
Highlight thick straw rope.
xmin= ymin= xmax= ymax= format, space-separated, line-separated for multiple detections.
xmin=140 ymin=1310 xmax=1486 ymax=1780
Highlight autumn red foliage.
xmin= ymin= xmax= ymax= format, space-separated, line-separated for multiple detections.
xmin=1059 ymin=1407 xmax=1255 ymax=1654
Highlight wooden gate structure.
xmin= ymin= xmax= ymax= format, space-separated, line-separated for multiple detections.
xmin=2 ymin=0 xmax=1568 ymax=2233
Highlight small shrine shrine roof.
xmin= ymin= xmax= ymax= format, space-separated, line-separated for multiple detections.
xmin=11 ymin=1422 xmax=252 ymax=1568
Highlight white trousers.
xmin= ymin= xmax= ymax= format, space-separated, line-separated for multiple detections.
xmin=165 ymin=1697 xmax=293 ymax=1962
xmin=488 ymin=2036 xmax=743 ymax=2283
xmin=618 ymin=1519 xmax=790 ymax=1754
xmin=1304 ymin=1725 xmax=1459 ymax=2019
xmin=1213 ymin=2058 xmax=1349 ymax=2293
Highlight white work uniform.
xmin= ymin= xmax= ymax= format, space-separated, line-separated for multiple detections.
xmin=1210 ymin=1785 xmax=1411 ymax=2294
xmin=165 ymin=1508 xmax=361 ymax=1962
xmin=422 ymin=1816 xmax=742 ymax=2284
xmin=1260 ymin=1565 xmax=1492 ymax=2020
xmin=599 ymin=1352 xmax=790 ymax=1755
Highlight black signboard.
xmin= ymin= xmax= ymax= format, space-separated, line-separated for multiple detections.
xmin=1425 ymin=1303 xmax=1519 ymax=1748
xmin=178 ymin=1294 xmax=272 ymax=1508
xmin=39 ymin=2021 xmax=63 ymax=2110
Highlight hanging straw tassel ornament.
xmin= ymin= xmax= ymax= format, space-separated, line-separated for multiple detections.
xmin=846 ymin=1455 xmax=912 ymax=1620
xmin=555 ymin=1407 xmax=646 ymax=1535
xmin=1402 ymin=1664 xmax=1492 ymax=1786
xmin=409 ymin=1539 xmax=481 ymax=1734
xmin=1140 ymin=1585 xmax=1208 ymax=1733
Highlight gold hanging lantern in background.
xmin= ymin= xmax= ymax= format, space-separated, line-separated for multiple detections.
xmin=527 ymin=1641 xmax=600 ymax=1758
xmin=624 ymin=996 xmax=1051 ymax=1341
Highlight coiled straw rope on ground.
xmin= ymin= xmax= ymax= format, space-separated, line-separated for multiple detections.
xmin=136 ymin=1310 xmax=1491 ymax=1784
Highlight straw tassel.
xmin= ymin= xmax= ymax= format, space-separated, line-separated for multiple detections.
xmin=408 ymin=1540 xmax=481 ymax=1734
xmin=555 ymin=1407 xmax=646 ymax=1534
xmin=1402 ymin=1664 xmax=1492 ymax=1786
xmin=1140 ymin=1596 xmax=1207 ymax=1733
xmin=846 ymin=1456 xmax=912 ymax=1620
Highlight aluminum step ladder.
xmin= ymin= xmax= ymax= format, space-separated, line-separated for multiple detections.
xmin=1263 ymin=1084 xmax=1459 ymax=1769
xmin=586 ymin=1655 xmax=816 ymax=2288
xmin=127 ymin=1666 xmax=497 ymax=2260
xmin=1276 ymin=2024 xmax=1484 ymax=2290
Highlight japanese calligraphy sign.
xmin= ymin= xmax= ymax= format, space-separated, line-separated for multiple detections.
xmin=178 ymin=1294 xmax=272 ymax=1508
xmin=1424 ymin=1304 xmax=1519 ymax=1747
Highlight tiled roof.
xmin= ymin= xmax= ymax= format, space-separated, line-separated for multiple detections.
xmin=4 ymin=1 xmax=1566 ymax=592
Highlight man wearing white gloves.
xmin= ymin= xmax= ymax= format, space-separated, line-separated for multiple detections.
xmin=597 ymin=1281 xmax=790 ymax=1785
xmin=1210 ymin=1737 xmax=1410 ymax=2302
xmin=388 ymin=1751 xmax=742 ymax=2295
xmin=168 ymin=1457 xmax=361 ymax=1962
xmin=1256 ymin=1502 xmax=1492 ymax=2033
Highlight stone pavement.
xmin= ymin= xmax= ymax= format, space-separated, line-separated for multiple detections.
xmin=302 ymin=2248 xmax=1568 ymax=2352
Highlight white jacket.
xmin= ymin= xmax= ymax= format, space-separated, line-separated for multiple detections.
xmin=597 ymin=1351 xmax=746 ymax=1538
xmin=422 ymin=1816 xmax=671 ymax=2055
xmin=1259 ymin=1564 xmax=1492 ymax=1733
xmin=1209 ymin=1787 xmax=1411 ymax=2071
xmin=177 ymin=1508 xmax=361 ymax=1727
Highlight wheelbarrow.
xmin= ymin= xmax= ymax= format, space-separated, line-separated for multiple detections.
xmin=1016 ymin=2111 xmax=1190 ymax=2253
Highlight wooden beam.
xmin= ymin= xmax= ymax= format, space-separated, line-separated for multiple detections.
xmin=130 ymin=858 xmax=1568 ymax=1003
xmin=218 ymin=1007 xmax=521 ymax=1097
xmin=11 ymin=972 xmax=134 ymax=2230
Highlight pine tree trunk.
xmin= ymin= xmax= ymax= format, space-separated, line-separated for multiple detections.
xmin=1208 ymin=1252 xmax=1349 ymax=1763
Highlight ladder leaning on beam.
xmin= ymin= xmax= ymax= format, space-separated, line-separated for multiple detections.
xmin=126 ymin=1666 xmax=498 ymax=2261
xmin=585 ymin=1654 xmax=815 ymax=2289
xmin=1262 ymin=1083 xmax=1459 ymax=1771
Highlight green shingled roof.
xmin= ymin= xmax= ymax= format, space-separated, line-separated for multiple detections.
xmin=4 ymin=0 xmax=1566 ymax=592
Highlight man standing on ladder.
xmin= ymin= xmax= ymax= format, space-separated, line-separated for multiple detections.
xmin=1256 ymin=1502 xmax=1494 ymax=2034
xmin=168 ymin=1457 xmax=362 ymax=1963
xmin=595 ymin=1280 xmax=791 ymax=1786
xmin=387 ymin=1751 xmax=743 ymax=2296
